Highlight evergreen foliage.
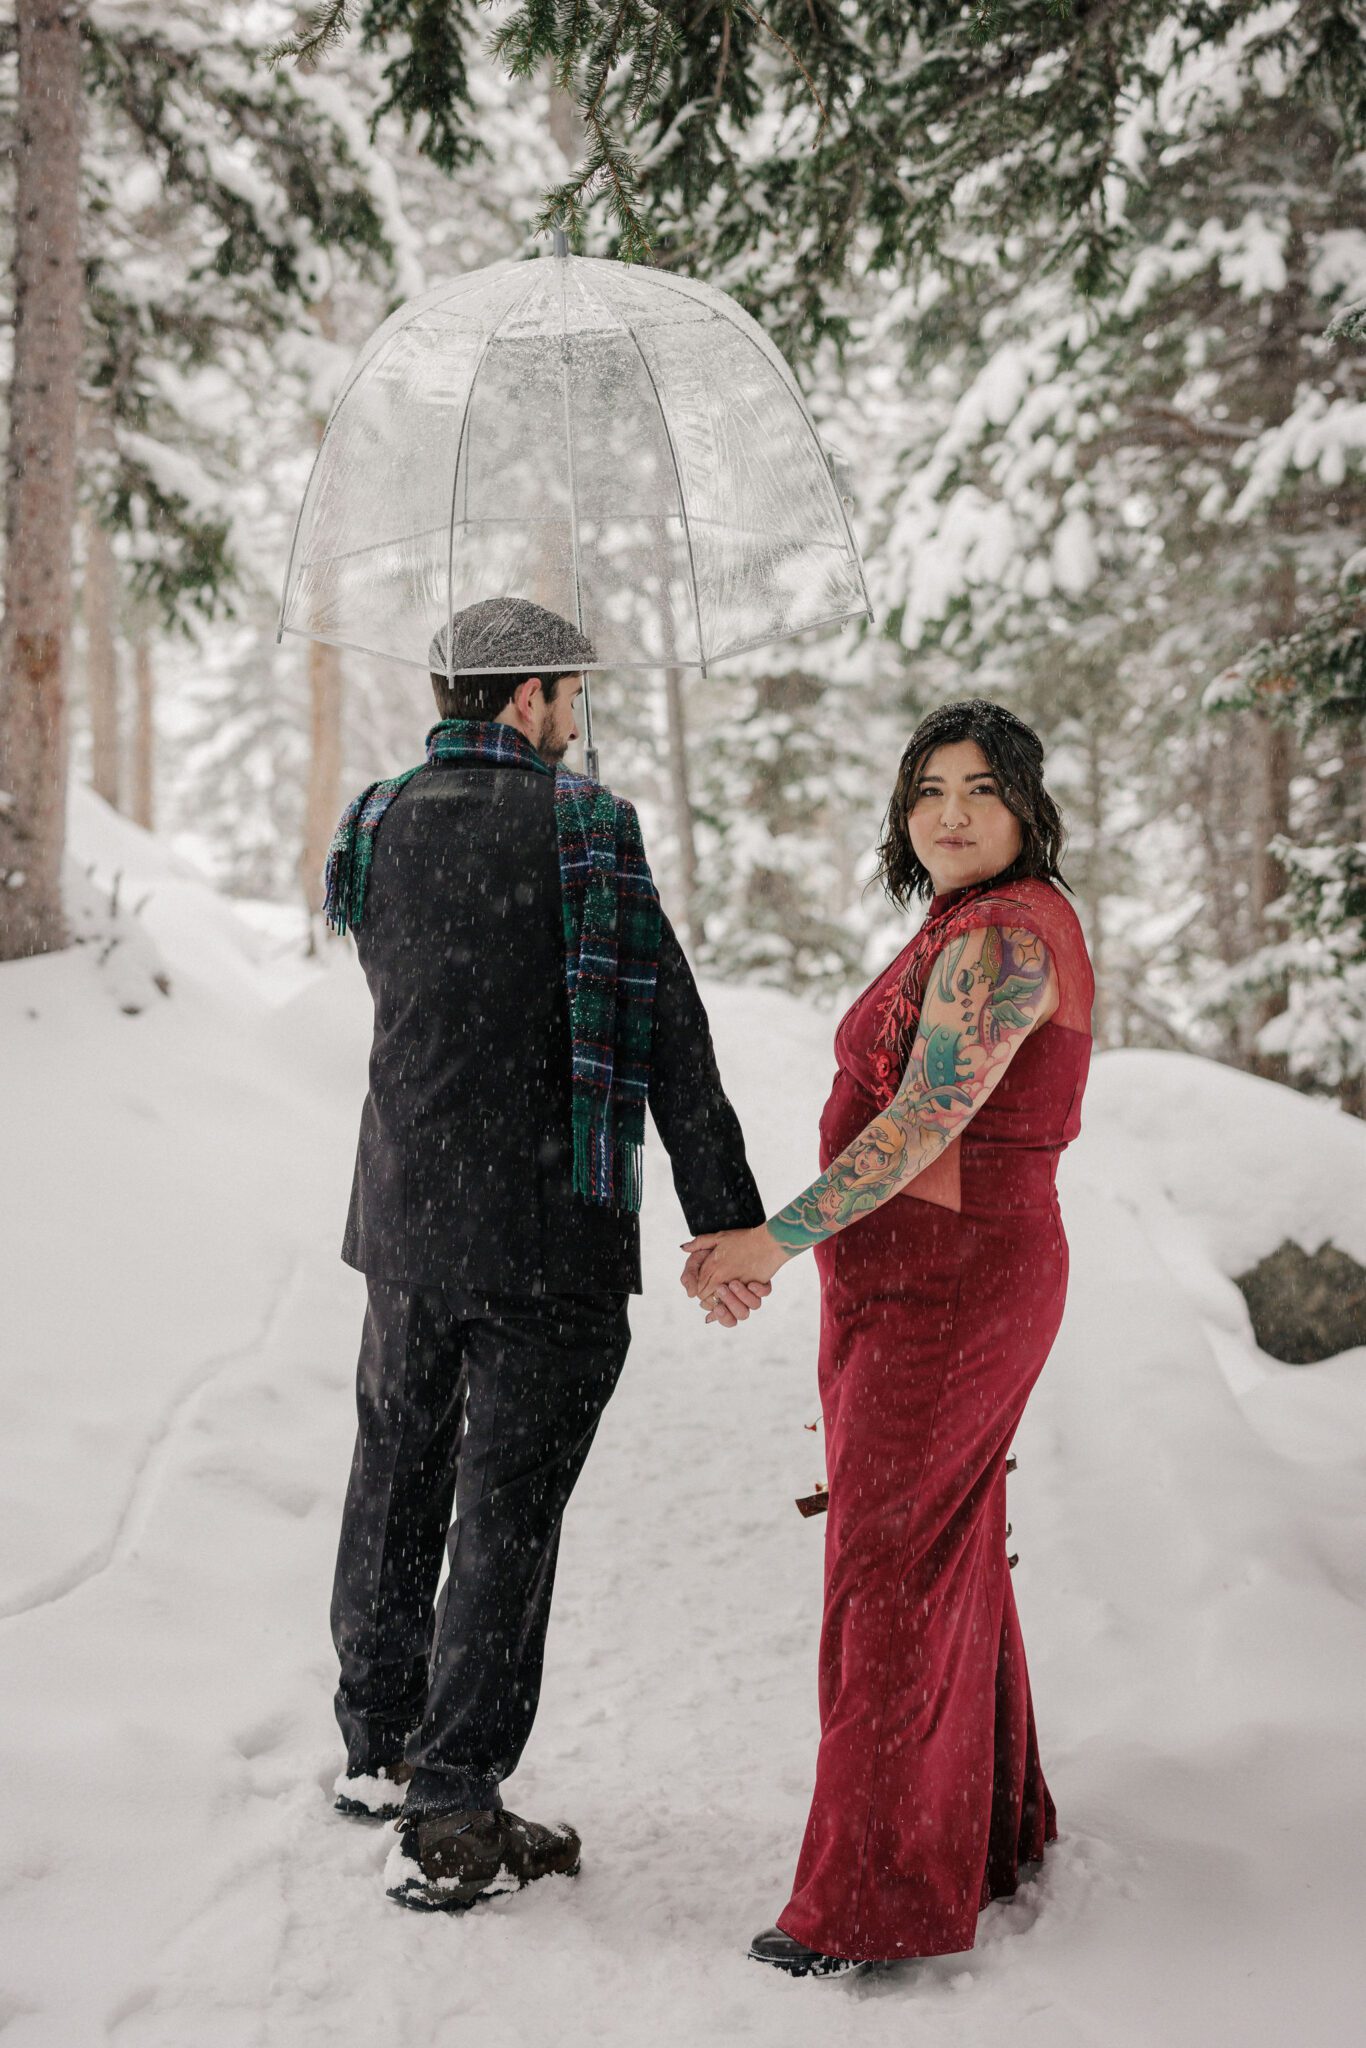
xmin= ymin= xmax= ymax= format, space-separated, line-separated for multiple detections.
xmin=271 ymin=2 xmax=482 ymax=173
xmin=275 ymin=4 xmax=1366 ymax=340
xmin=74 ymin=4 xmax=398 ymax=630
xmin=1209 ymin=571 xmax=1366 ymax=1095
xmin=3 ymin=5 xmax=1357 ymax=1098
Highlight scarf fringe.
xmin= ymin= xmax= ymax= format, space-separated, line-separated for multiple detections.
xmin=323 ymin=770 xmax=422 ymax=936
xmin=573 ymin=1098 xmax=644 ymax=1215
xmin=323 ymin=829 xmax=368 ymax=937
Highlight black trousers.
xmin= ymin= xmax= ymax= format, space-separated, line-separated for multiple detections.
xmin=331 ymin=1279 xmax=630 ymax=1817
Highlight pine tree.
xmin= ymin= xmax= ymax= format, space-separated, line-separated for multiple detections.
xmin=0 ymin=0 xmax=399 ymax=959
xmin=1206 ymin=582 xmax=1366 ymax=1110
xmin=689 ymin=656 xmax=897 ymax=995
xmin=818 ymin=10 xmax=1366 ymax=1092
xmin=0 ymin=0 xmax=84 ymax=959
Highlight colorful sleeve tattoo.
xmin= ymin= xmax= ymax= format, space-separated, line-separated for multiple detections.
xmin=767 ymin=925 xmax=1053 ymax=1254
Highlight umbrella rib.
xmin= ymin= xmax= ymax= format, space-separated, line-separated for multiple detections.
xmin=299 ymin=521 xmax=451 ymax=573
xmin=278 ymin=270 xmax=529 ymax=646
xmin=298 ymin=506 xmax=843 ymax=579
xmin=625 ymin=267 xmax=872 ymax=626
xmin=702 ymin=308 xmax=874 ymax=626
xmin=443 ymin=269 xmax=544 ymax=681
xmin=276 ymin=322 xmax=415 ymax=646
xmin=582 ymin=262 xmax=723 ymax=335
xmin=421 ymin=266 xmax=525 ymax=316
xmin=707 ymin=604 xmax=872 ymax=667
xmin=278 ymin=624 xmax=705 ymax=673
xmin=558 ymin=261 xmax=586 ymax=641
xmin=304 ymin=512 xmax=854 ymax=564
xmin=616 ymin=314 xmax=709 ymax=677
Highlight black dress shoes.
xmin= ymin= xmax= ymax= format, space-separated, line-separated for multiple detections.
xmin=748 ymin=1925 xmax=867 ymax=1977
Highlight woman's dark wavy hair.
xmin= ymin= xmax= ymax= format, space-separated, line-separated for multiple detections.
xmin=875 ymin=698 xmax=1069 ymax=910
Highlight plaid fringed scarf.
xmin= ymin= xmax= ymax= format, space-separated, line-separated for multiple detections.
xmin=324 ymin=719 xmax=662 ymax=1213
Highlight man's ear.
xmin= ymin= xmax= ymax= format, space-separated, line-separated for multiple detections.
xmin=507 ymin=675 xmax=544 ymax=729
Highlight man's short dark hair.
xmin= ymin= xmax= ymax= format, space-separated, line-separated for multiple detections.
xmin=429 ymin=669 xmax=573 ymax=721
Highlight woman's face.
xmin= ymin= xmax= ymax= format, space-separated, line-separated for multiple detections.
xmin=906 ymin=738 xmax=1023 ymax=898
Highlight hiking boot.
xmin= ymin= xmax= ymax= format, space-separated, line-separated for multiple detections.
xmin=333 ymin=1758 xmax=414 ymax=1821
xmin=748 ymin=1925 xmax=867 ymax=1978
xmin=384 ymin=1808 xmax=581 ymax=1914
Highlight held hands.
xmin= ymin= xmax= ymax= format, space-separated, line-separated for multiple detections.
xmin=678 ymin=1225 xmax=794 ymax=1328
xmin=678 ymin=1244 xmax=769 ymax=1326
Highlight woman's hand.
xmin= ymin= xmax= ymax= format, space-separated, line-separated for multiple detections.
xmin=683 ymin=1225 xmax=795 ymax=1303
xmin=678 ymin=1244 xmax=771 ymax=1327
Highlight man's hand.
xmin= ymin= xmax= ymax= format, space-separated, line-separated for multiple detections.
xmin=679 ymin=1246 xmax=713 ymax=1300
xmin=702 ymin=1279 xmax=772 ymax=1327
xmin=679 ymin=1245 xmax=771 ymax=1328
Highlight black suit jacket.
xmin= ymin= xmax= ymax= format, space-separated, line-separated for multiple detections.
xmin=341 ymin=752 xmax=765 ymax=1294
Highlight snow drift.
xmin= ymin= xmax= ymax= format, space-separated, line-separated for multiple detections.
xmin=1 ymin=789 xmax=1364 ymax=2047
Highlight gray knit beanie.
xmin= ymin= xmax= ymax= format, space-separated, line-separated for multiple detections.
xmin=428 ymin=597 xmax=596 ymax=677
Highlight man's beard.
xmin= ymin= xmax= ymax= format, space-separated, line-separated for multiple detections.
xmin=535 ymin=716 xmax=569 ymax=766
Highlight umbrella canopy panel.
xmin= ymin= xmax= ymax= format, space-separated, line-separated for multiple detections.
xmin=279 ymin=254 xmax=870 ymax=676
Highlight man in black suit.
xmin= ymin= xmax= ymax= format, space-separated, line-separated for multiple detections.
xmin=329 ymin=598 xmax=766 ymax=1911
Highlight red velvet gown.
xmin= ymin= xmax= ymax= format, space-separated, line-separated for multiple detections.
xmin=776 ymin=875 xmax=1095 ymax=1962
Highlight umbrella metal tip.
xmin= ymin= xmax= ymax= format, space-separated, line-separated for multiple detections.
xmin=552 ymin=228 xmax=569 ymax=259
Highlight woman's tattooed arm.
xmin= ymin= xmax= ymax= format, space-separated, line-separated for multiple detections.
xmin=767 ymin=925 xmax=1053 ymax=1253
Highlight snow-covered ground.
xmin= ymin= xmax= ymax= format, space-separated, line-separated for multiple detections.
xmin=3 ymin=792 xmax=1365 ymax=2047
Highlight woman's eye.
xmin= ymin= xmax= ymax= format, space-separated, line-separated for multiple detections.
xmin=913 ymin=784 xmax=997 ymax=798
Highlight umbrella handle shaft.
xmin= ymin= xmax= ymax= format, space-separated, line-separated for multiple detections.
xmin=581 ymin=672 xmax=599 ymax=781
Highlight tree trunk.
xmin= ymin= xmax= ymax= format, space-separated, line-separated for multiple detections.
xmin=130 ymin=631 xmax=156 ymax=832
xmin=299 ymin=296 xmax=344 ymax=928
xmin=548 ymin=81 xmax=582 ymax=166
xmin=1237 ymin=235 xmax=1305 ymax=1084
xmin=300 ymin=637 xmax=343 ymax=919
xmin=0 ymin=0 xmax=84 ymax=960
xmin=1243 ymin=544 xmax=1299 ymax=1083
xmin=1194 ymin=708 xmax=1275 ymax=1067
xmin=1245 ymin=704 xmax=1294 ymax=1084
xmin=663 ymin=666 xmax=704 ymax=952
xmin=1196 ymin=715 xmax=1250 ymax=973
xmin=1346 ymin=718 xmax=1366 ymax=1120
xmin=82 ymin=510 xmax=122 ymax=810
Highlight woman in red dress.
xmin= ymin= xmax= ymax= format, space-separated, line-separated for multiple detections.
xmin=687 ymin=698 xmax=1094 ymax=1978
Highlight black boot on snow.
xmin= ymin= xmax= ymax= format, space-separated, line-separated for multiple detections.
xmin=748 ymin=1926 xmax=867 ymax=1978
xmin=333 ymin=1758 xmax=414 ymax=1821
xmin=384 ymin=1808 xmax=581 ymax=1913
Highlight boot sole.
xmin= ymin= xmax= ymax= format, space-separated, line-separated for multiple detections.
xmin=334 ymin=1792 xmax=406 ymax=1822
xmin=332 ymin=1766 xmax=413 ymax=1822
xmin=386 ymin=1876 xmax=497 ymax=1913
xmin=385 ymin=1853 xmax=581 ymax=1914
xmin=748 ymin=1949 xmax=868 ymax=1979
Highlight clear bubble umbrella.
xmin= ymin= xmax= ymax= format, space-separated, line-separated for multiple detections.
xmin=277 ymin=238 xmax=872 ymax=758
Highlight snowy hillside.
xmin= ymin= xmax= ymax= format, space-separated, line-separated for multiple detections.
xmin=2 ymin=791 xmax=1364 ymax=2048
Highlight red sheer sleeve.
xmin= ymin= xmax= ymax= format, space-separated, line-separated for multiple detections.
xmin=893 ymin=878 xmax=1094 ymax=1214
xmin=942 ymin=878 xmax=1094 ymax=1036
